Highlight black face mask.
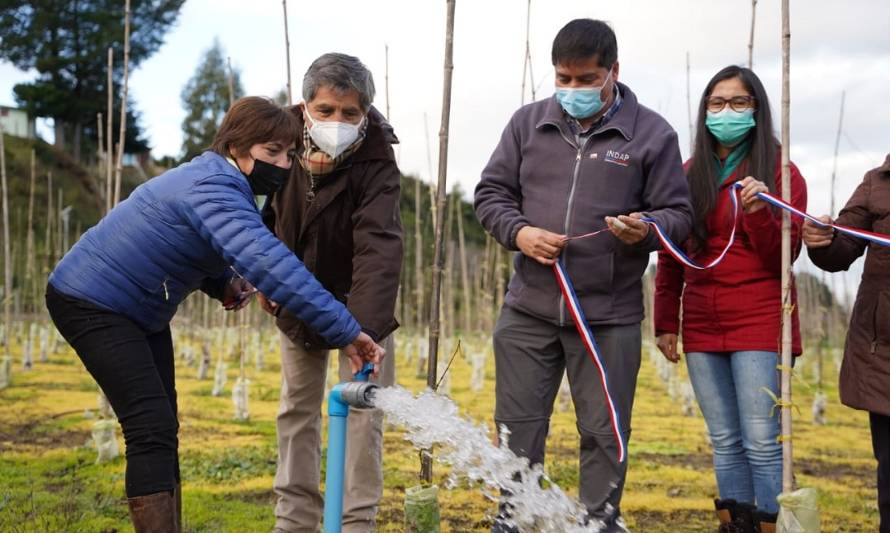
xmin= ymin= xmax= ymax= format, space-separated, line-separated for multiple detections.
xmin=245 ymin=158 xmax=290 ymax=195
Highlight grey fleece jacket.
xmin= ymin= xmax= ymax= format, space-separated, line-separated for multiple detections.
xmin=474 ymin=82 xmax=693 ymax=327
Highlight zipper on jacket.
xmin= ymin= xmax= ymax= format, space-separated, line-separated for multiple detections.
xmin=558 ymin=136 xmax=593 ymax=326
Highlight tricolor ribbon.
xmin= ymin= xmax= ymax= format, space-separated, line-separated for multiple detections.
xmin=750 ymin=185 xmax=890 ymax=248
xmin=555 ymin=180 xmax=890 ymax=463
xmin=553 ymin=260 xmax=627 ymax=464
xmin=641 ymin=182 xmax=890 ymax=268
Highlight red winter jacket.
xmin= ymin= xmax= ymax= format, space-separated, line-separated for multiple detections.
xmin=654 ymin=159 xmax=807 ymax=355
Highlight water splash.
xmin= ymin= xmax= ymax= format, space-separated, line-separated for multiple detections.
xmin=372 ymin=386 xmax=606 ymax=532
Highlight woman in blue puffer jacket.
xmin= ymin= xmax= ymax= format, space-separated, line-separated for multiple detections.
xmin=45 ymin=97 xmax=384 ymax=533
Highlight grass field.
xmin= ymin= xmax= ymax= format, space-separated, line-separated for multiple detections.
xmin=0 ymin=321 xmax=879 ymax=532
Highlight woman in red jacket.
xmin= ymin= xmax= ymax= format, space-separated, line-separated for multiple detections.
xmin=654 ymin=65 xmax=807 ymax=533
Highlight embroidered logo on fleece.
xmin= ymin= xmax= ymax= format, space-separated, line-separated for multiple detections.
xmin=604 ymin=149 xmax=631 ymax=167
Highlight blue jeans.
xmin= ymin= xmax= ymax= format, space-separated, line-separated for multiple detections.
xmin=686 ymin=351 xmax=782 ymax=514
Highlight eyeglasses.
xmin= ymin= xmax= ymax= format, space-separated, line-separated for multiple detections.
xmin=707 ymin=96 xmax=756 ymax=113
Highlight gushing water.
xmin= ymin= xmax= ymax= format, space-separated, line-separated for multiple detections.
xmin=372 ymin=386 xmax=608 ymax=532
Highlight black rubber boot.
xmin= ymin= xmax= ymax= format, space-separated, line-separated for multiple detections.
xmin=754 ymin=509 xmax=778 ymax=533
xmin=731 ymin=502 xmax=758 ymax=533
xmin=715 ymin=499 xmax=737 ymax=532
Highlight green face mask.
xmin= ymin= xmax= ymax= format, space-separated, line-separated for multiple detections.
xmin=705 ymin=109 xmax=756 ymax=147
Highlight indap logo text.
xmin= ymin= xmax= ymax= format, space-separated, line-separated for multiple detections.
xmin=604 ymin=149 xmax=631 ymax=167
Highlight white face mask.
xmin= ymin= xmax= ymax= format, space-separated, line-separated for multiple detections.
xmin=304 ymin=104 xmax=364 ymax=158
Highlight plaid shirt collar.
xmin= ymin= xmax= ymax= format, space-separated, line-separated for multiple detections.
xmin=565 ymin=84 xmax=623 ymax=137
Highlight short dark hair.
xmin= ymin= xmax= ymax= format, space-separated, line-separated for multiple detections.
xmin=551 ymin=19 xmax=617 ymax=69
xmin=210 ymin=96 xmax=298 ymax=157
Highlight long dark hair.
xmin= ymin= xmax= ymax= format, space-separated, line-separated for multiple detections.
xmin=687 ymin=65 xmax=778 ymax=249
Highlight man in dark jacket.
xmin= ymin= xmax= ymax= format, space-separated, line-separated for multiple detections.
xmin=260 ymin=53 xmax=403 ymax=533
xmin=474 ymin=20 xmax=692 ymax=532
xmin=804 ymin=154 xmax=890 ymax=532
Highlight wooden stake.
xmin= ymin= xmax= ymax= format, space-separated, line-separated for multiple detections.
xmin=748 ymin=0 xmax=758 ymax=69
xmin=96 ymin=112 xmax=104 ymax=199
xmin=520 ymin=0 xmax=534 ymax=104
xmin=384 ymin=44 xmax=391 ymax=120
xmin=414 ymin=176 xmax=424 ymax=331
xmin=423 ymin=112 xmax=438 ymax=225
xmin=0 ymin=125 xmax=10 ymax=354
xmin=686 ymin=51 xmax=693 ymax=155
xmin=45 ymin=172 xmax=53 ymax=275
xmin=106 ymin=47 xmax=114 ymax=215
xmin=779 ymin=0 xmax=794 ymax=494
xmin=422 ymin=0 xmax=456 ymax=484
xmin=25 ymin=150 xmax=36 ymax=313
xmin=455 ymin=187 xmax=472 ymax=333
xmin=282 ymin=0 xmax=293 ymax=105
xmin=113 ymin=0 xmax=131 ymax=207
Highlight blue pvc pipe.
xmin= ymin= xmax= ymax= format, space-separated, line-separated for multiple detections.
xmin=323 ymin=363 xmax=374 ymax=533
xmin=323 ymin=384 xmax=349 ymax=533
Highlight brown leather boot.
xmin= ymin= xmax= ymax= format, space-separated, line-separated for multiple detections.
xmin=128 ymin=491 xmax=178 ymax=533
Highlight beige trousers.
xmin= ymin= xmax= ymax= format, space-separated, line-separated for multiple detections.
xmin=273 ymin=333 xmax=395 ymax=533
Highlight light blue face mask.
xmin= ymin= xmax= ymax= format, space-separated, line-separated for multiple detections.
xmin=555 ymin=69 xmax=613 ymax=119
xmin=705 ymin=108 xmax=756 ymax=147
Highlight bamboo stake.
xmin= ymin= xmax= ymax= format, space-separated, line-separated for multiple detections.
xmin=106 ymin=47 xmax=114 ymax=214
xmin=443 ymin=192 xmax=454 ymax=341
xmin=748 ymin=0 xmax=758 ymax=69
xmin=414 ymin=176 xmax=424 ymax=331
xmin=455 ymin=187 xmax=472 ymax=332
xmin=422 ymin=0 xmax=456 ymax=484
xmin=56 ymin=189 xmax=63 ymax=257
xmin=830 ymin=90 xmax=847 ymax=315
xmin=494 ymin=244 xmax=505 ymax=315
xmin=282 ymin=0 xmax=293 ymax=105
xmin=0 ymin=125 xmax=10 ymax=354
xmin=423 ymin=112 xmax=438 ymax=225
xmin=384 ymin=44 xmax=391 ymax=119
xmin=96 ymin=112 xmax=104 ymax=196
xmin=779 ymin=0 xmax=794 ymax=494
xmin=686 ymin=51 xmax=693 ymax=155
xmin=520 ymin=0 xmax=533 ymax=104
xmin=113 ymin=0 xmax=131 ymax=207
xmin=478 ymin=235 xmax=493 ymax=333
xmin=226 ymin=57 xmax=235 ymax=108
xmin=25 ymin=150 xmax=36 ymax=313
xmin=45 ymin=172 xmax=53 ymax=275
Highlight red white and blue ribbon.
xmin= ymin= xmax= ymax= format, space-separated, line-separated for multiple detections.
xmin=552 ymin=260 xmax=626 ymax=464
xmin=748 ymin=184 xmax=890 ymax=248
xmin=641 ymin=184 xmax=742 ymax=270
xmin=556 ymin=180 xmax=890 ymax=463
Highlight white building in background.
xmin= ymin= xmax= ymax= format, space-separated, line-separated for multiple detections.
xmin=0 ymin=106 xmax=36 ymax=139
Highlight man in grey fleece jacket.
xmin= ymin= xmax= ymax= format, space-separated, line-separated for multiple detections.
xmin=474 ymin=19 xmax=692 ymax=532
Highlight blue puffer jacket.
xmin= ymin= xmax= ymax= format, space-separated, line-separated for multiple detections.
xmin=49 ymin=151 xmax=360 ymax=346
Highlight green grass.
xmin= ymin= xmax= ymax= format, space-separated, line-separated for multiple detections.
xmin=0 ymin=322 xmax=878 ymax=532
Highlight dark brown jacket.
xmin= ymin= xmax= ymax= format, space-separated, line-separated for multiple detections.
xmin=262 ymin=105 xmax=403 ymax=350
xmin=809 ymin=153 xmax=890 ymax=415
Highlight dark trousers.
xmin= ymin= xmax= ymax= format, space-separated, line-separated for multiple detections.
xmin=46 ymin=283 xmax=179 ymax=498
xmin=492 ymin=305 xmax=641 ymax=531
xmin=872 ymin=412 xmax=890 ymax=533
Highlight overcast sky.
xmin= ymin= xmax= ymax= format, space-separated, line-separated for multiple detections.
xmin=2 ymin=0 xmax=888 ymax=299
